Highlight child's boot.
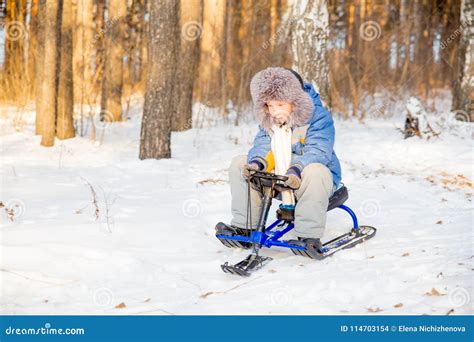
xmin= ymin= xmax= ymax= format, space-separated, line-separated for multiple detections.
xmin=215 ymin=222 xmax=252 ymax=249
xmin=276 ymin=203 xmax=295 ymax=221
xmin=288 ymin=237 xmax=324 ymax=259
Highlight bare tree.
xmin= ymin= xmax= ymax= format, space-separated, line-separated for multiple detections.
xmin=139 ymin=0 xmax=150 ymax=86
xmin=224 ymin=0 xmax=243 ymax=107
xmin=126 ymin=0 xmax=143 ymax=88
xmin=452 ymin=0 xmax=473 ymax=121
xmin=233 ymin=0 xmax=274 ymax=123
xmin=291 ymin=0 xmax=331 ymax=107
xmin=196 ymin=0 xmax=227 ymax=107
xmin=100 ymin=1 xmax=127 ymax=122
xmin=27 ymin=0 xmax=39 ymax=96
xmin=94 ymin=0 xmax=106 ymax=96
xmin=4 ymin=0 xmax=27 ymax=80
xmin=35 ymin=0 xmax=74 ymax=145
xmin=56 ymin=0 xmax=75 ymax=139
xmin=139 ymin=0 xmax=179 ymax=159
xmin=173 ymin=0 xmax=203 ymax=131
xmin=73 ymin=0 xmax=94 ymax=107
xmin=35 ymin=0 xmax=60 ymax=146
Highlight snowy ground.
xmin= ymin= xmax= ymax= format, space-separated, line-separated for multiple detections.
xmin=0 ymin=103 xmax=472 ymax=315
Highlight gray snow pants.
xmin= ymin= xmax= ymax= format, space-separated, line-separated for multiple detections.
xmin=229 ymin=154 xmax=335 ymax=239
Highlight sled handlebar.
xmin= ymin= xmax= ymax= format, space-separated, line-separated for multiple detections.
xmin=249 ymin=170 xmax=294 ymax=194
xmin=249 ymin=170 xmax=294 ymax=189
xmin=249 ymin=170 xmax=289 ymax=182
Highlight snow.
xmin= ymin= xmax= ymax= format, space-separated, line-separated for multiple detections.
xmin=0 ymin=103 xmax=472 ymax=315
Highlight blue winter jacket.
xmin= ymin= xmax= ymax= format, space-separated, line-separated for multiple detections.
xmin=247 ymin=83 xmax=342 ymax=188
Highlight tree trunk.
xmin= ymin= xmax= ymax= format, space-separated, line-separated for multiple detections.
xmin=139 ymin=0 xmax=178 ymax=159
xmin=100 ymin=0 xmax=127 ymax=122
xmin=35 ymin=0 xmax=60 ymax=147
xmin=251 ymin=0 xmax=272 ymax=70
xmin=196 ymin=0 xmax=227 ymax=107
xmin=127 ymin=0 xmax=142 ymax=87
xmin=234 ymin=0 xmax=272 ymax=120
xmin=270 ymin=0 xmax=286 ymax=65
xmin=73 ymin=0 xmax=94 ymax=106
xmin=4 ymin=0 xmax=27 ymax=82
xmin=56 ymin=0 xmax=75 ymax=139
xmin=35 ymin=0 xmax=46 ymax=133
xmin=173 ymin=0 xmax=202 ymax=131
xmin=291 ymin=0 xmax=331 ymax=107
xmin=452 ymin=0 xmax=473 ymax=121
xmin=27 ymin=0 xmax=39 ymax=97
xmin=224 ymin=0 xmax=243 ymax=107
xmin=139 ymin=0 xmax=150 ymax=87
xmin=94 ymin=0 xmax=106 ymax=97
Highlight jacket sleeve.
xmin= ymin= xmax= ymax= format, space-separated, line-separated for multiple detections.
xmin=247 ymin=124 xmax=271 ymax=170
xmin=290 ymin=105 xmax=335 ymax=173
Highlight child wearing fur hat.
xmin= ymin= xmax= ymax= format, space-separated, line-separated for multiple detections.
xmin=216 ymin=67 xmax=342 ymax=254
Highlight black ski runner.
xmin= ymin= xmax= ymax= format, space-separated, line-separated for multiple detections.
xmin=290 ymin=225 xmax=377 ymax=259
xmin=221 ymin=254 xmax=272 ymax=277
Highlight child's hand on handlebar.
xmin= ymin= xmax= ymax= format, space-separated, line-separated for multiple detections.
xmin=242 ymin=163 xmax=260 ymax=179
xmin=284 ymin=174 xmax=301 ymax=189
xmin=284 ymin=166 xmax=302 ymax=189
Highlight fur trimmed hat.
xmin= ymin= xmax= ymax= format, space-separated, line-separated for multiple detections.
xmin=250 ymin=67 xmax=314 ymax=134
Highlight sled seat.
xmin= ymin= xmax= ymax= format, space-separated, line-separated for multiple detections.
xmin=327 ymin=185 xmax=348 ymax=211
xmin=274 ymin=184 xmax=348 ymax=212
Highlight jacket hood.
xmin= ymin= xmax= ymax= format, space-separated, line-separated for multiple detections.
xmin=250 ymin=67 xmax=315 ymax=134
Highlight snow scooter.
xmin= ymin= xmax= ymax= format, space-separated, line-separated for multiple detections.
xmin=215 ymin=169 xmax=377 ymax=276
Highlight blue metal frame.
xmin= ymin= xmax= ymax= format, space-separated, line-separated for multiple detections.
xmin=216 ymin=205 xmax=360 ymax=251
xmin=337 ymin=204 xmax=359 ymax=229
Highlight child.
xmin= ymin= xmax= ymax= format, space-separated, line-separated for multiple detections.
xmin=216 ymin=67 xmax=342 ymax=255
